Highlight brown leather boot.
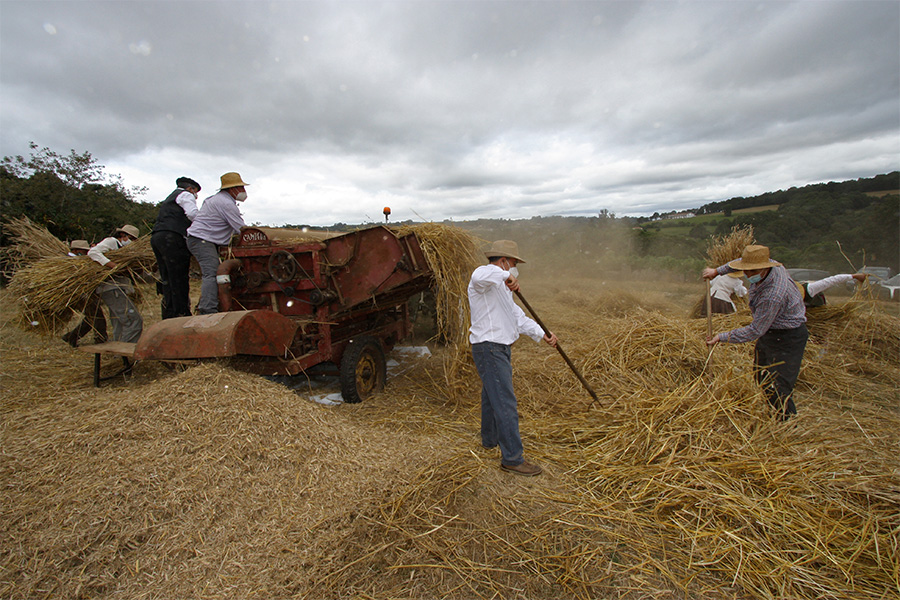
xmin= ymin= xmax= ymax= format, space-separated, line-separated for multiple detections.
xmin=500 ymin=459 xmax=542 ymax=476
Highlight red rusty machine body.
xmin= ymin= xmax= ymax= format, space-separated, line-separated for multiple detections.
xmin=135 ymin=225 xmax=433 ymax=402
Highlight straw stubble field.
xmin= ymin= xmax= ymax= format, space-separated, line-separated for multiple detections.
xmin=1 ymin=270 xmax=898 ymax=599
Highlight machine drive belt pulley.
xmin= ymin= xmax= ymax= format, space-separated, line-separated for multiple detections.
xmin=267 ymin=250 xmax=297 ymax=283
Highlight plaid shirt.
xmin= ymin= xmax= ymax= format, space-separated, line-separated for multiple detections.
xmin=715 ymin=264 xmax=806 ymax=344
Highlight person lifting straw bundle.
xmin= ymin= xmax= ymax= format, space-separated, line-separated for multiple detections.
xmin=702 ymin=245 xmax=808 ymax=422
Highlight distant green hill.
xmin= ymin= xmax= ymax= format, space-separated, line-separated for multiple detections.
xmin=442 ymin=173 xmax=899 ymax=280
xmin=694 ymin=172 xmax=899 ymax=215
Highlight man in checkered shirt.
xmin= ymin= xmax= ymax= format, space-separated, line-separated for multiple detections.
xmin=703 ymin=245 xmax=807 ymax=421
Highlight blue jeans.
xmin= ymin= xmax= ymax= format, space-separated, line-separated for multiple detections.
xmin=186 ymin=236 xmax=221 ymax=314
xmin=472 ymin=341 xmax=523 ymax=467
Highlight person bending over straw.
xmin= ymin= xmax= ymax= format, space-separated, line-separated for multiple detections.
xmin=796 ymin=272 xmax=868 ymax=308
xmin=702 ymin=245 xmax=808 ymax=422
xmin=700 ymin=271 xmax=748 ymax=316
xmin=87 ymin=225 xmax=144 ymax=344
xmin=468 ymin=240 xmax=557 ymax=476
xmin=62 ymin=240 xmax=108 ymax=347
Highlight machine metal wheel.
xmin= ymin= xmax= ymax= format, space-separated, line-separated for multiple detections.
xmin=339 ymin=336 xmax=386 ymax=403
xmin=268 ymin=250 xmax=297 ymax=283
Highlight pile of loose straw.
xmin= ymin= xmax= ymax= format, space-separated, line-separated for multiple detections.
xmin=0 ymin=216 xmax=69 ymax=278
xmin=7 ymin=236 xmax=157 ymax=334
xmin=1 ymin=224 xmax=896 ymax=600
xmin=329 ymin=298 xmax=899 ymax=600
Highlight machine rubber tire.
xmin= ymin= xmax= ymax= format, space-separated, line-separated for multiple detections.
xmin=339 ymin=336 xmax=386 ymax=403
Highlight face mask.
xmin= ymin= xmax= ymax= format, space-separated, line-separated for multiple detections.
xmin=235 ymin=191 xmax=248 ymax=202
xmin=508 ymin=266 xmax=519 ymax=278
xmin=747 ymin=273 xmax=762 ymax=284
xmin=120 ymin=239 xmax=131 ymax=246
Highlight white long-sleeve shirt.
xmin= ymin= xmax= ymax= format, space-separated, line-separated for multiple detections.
xmin=87 ymin=236 xmax=123 ymax=267
xmin=467 ymin=264 xmax=544 ymax=345
xmin=87 ymin=236 xmax=133 ymax=292
xmin=805 ymin=274 xmax=855 ymax=298
xmin=175 ymin=190 xmax=199 ymax=221
xmin=709 ymin=274 xmax=748 ymax=305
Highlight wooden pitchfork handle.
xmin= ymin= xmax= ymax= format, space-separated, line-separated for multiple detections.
xmin=514 ymin=289 xmax=600 ymax=405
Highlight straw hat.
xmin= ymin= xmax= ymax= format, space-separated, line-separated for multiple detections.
xmin=484 ymin=240 xmax=526 ymax=263
xmin=114 ymin=224 xmax=139 ymax=239
xmin=69 ymin=240 xmax=90 ymax=251
xmin=727 ymin=244 xmax=781 ymax=270
xmin=220 ymin=172 xmax=249 ymax=189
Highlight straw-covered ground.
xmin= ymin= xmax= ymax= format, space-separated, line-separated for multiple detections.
xmin=1 ymin=264 xmax=898 ymax=598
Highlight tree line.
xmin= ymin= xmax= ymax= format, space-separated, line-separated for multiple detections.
xmin=1 ymin=143 xmax=158 ymax=244
xmin=694 ymin=172 xmax=899 ymax=216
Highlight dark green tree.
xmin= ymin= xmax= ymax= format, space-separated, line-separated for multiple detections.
xmin=1 ymin=143 xmax=155 ymax=244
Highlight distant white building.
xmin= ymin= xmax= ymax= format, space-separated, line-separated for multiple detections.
xmin=663 ymin=211 xmax=695 ymax=220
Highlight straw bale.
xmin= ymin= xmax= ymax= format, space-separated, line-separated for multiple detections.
xmin=396 ymin=222 xmax=485 ymax=348
xmin=7 ymin=235 xmax=156 ymax=334
xmin=0 ymin=216 xmax=69 ymax=278
xmin=705 ymin=225 xmax=756 ymax=269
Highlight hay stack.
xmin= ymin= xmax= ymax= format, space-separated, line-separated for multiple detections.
xmin=397 ymin=222 xmax=485 ymax=347
xmin=0 ymin=216 xmax=69 ymax=278
xmin=7 ymin=235 xmax=157 ymax=334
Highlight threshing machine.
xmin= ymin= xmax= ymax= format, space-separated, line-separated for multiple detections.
xmin=133 ymin=225 xmax=434 ymax=402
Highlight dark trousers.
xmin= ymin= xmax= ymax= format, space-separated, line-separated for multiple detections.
xmin=151 ymin=231 xmax=193 ymax=319
xmin=62 ymin=294 xmax=107 ymax=346
xmin=754 ymin=324 xmax=809 ymax=420
xmin=699 ymin=296 xmax=736 ymax=316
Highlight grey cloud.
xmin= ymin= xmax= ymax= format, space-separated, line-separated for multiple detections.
xmin=1 ymin=1 xmax=898 ymax=225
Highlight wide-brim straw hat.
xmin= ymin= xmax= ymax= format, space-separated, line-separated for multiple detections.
xmin=484 ymin=240 xmax=525 ymax=263
xmin=114 ymin=224 xmax=139 ymax=239
xmin=220 ymin=172 xmax=249 ymax=189
xmin=727 ymin=244 xmax=781 ymax=270
xmin=726 ymin=270 xmax=744 ymax=278
xmin=69 ymin=240 xmax=90 ymax=251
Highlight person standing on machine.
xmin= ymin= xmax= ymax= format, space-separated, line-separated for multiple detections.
xmin=151 ymin=176 xmax=201 ymax=318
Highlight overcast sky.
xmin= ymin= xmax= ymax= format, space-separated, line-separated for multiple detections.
xmin=1 ymin=1 xmax=898 ymax=227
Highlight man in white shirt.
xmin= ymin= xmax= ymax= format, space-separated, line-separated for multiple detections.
xmin=87 ymin=225 xmax=143 ymax=343
xmin=468 ymin=240 xmax=557 ymax=476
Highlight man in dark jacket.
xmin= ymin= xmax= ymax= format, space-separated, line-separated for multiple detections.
xmin=151 ymin=176 xmax=201 ymax=318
